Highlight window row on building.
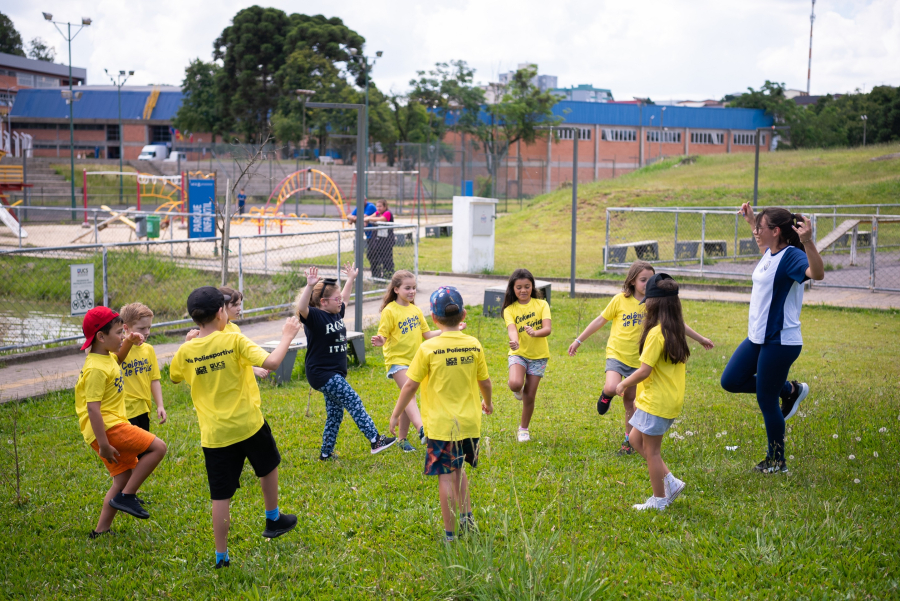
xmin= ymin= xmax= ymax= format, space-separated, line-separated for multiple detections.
xmin=647 ymin=130 xmax=682 ymax=143
xmin=556 ymin=127 xmax=592 ymax=140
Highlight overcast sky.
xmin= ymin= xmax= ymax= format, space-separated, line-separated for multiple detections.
xmin=5 ymin=0 xmax=899 ymax=100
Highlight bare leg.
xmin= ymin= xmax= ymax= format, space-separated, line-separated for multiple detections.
xmin=508 ymin=363 xmax=525 ymax=393
xmin=520 ymin=374 xmax=542 ymax=429
xmin=602 ymin=370 xmax=622 ymax=398
xmin=393 ymin=369 xmax=423 ymax=438
xmin=622 ymin=385 xmax=637 ymax=435
xmin=629 ymin=429 xmax=668 ymax=498
xmin=259 ymin=467 xmax=278 ymax=512
xmin=458 ymin=467 xmax=471 ymax=516
xmin=438 ymin=470 xmax=463 ymax=533
xmin=212 ymin=499 xmax=231 ymax=554
xmin=121 ymin=437 xmax=167 ymax=495
xmin=95 ymin=470 xmax=130 ymax=532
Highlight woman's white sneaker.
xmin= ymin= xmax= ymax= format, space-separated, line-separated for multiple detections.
xmin=517 ymin=428 xmax=530 ymax=442
xmin=632 ymin=496 xmax=667 ymax=511
xmin=513 ymin=386 xmax=524 ymax=401
xmin=664 ymin=474 xmax=685 ymax=503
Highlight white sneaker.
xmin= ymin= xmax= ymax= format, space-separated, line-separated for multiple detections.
xmin=632 ymin=496 xmax=667 ymax=511
xmin=664 ymin=474 xmax=685 ymax=504
xmin=517 ymin=428 xmax=530 ymax=442
xmin=513 ymin=386 xmax=524 ymax=401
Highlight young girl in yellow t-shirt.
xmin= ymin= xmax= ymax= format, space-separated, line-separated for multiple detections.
xmin=502 ymin=268 xmax=552 ymax=443
xmin=569 ymin=261 xmax=712 ymax=455
xmin=615 ymin=273 xmax=692 ymax=511
xmin=371 ymin=270 xmax=461 ymax=452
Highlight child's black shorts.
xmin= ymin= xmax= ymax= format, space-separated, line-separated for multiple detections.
xmin=128 ymin=412 xmax=150 ymax=432
xmin=202 ymin=421 xmax=281 ymax=500
xmin=424 ymin=437 xmax=479 ymax=476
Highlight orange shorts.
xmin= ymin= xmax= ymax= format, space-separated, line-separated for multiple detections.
xmin=90 ymin=423 xmax=156 ymax=477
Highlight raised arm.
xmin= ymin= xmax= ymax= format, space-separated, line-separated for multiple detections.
xmin=568 ymin=314 xmax=609 ymax=356
xmin=684 ymin=324 xmax=714 ymax=350
xmin=795 ymin=216 xmax=825 ymax=281
xmin=294 ymin=266 xmax=320 ymax=319
xmin=261 ymin=317 xmax=302 ymax=371
xmin=341 ymin=261 xmax=357 ymax=302
xmin=114 ymin=331 xmax=144 ymax=364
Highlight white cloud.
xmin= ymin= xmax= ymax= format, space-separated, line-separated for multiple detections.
xmin=6 ymin=0 xmax=898 ymax=98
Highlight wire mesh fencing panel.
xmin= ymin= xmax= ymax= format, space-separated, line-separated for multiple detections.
xmin=810 ymin=213 xmax=900 ymax=292
xmin=1 ymin=223 xmax=418 ymax=353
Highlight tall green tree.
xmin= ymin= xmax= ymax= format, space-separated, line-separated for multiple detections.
xmin=173 ymin=59 xmax=226 ymax=138
xmin=409 ymin=60 xmax=484 ymax=140
xmin=471 ymin=65 xmax=560 ymax=195
xmin=0 ymin=12 xmax=24 ymax=56
xmin=26 ymin=37 xmax=55 ymax=62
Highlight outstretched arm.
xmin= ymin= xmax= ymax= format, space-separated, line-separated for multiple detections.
xmin=114 ymin=332 xmax=144 ymax=364
xmin=294 ymin=266 xmax=319 ymax=319
xmin=568 ymin=315 xmax=608 ymax=356
xmin=684 ymin=325 xmax=714 ymax=350
xmin=341 ymin=261 xmax=357 ymax=302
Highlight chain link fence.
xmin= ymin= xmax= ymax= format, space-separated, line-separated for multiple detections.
xmin=0 ymin=207 xmax=417 ymax=352
xmin=604 ymin=205 xmax=900 ymax=292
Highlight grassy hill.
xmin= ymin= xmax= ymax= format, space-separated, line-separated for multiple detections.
xmin=419 ymin=144 xmax=900 ymax=278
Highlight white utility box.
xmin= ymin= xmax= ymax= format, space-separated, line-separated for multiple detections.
xmin=452 ymin=196 xmax=498 ymax=273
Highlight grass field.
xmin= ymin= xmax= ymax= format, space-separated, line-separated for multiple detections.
xmin=1 ymin=297 xmax=898 ymax=599
xmin=417 ymin=145 xmax=900 ymax=278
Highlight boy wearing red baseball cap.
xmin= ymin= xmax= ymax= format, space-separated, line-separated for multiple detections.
xmin=74 ymin=306 xmax=168 ymax=538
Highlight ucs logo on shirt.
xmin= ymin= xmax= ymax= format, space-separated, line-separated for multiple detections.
xmin=460 ymin=355 xmax=474 ymax=365
xmin=445 ymin=357 xmax=458 ymax=366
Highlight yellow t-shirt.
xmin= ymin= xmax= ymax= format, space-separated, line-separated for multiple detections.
xmin=74 ymin=353 xmax=127 ymax=444
xmin=503 ymin=298 xmax=551 ymax=360
xmin=122 ymin=343 xmax=161 ymax=419
xmin=600 ymin=293 xmax=645 ymax=368
xmin=170 ymin=331 xmax=269 ymax=448
xmin=406 ymin=331 xmax=489 ymax=441
xmin=378 ymin=301 xmax=431 ymax=372
xmin=634 ymin=325 xmax=686 ymax=420
xmin=224 ymin=321 xmax=241 ymax=334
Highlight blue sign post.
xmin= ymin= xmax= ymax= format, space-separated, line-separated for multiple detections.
xmin=188 ymin=179 xmax=216 ymax=238
xmin=462 ymin=180 xmax=474 ymax=196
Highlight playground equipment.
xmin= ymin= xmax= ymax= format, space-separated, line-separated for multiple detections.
xmin=237 ymin=168 xmax=346 ymax=229
xmin=0 ymin=150 xmax=32 ymax=238
xmin=81 ymin=169 xmax=214 ymax=226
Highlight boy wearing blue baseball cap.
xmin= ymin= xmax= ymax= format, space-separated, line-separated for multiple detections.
xmin=389 ymin=286 xmax=493 ymax=542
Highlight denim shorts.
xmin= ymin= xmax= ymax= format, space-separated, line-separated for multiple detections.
xmin=387 ymin=364 xmax=407 ymax=379
xmin=629 ymin=408 xmax=675 ymax=436
xmin=606 ymin=357 xmax=639 ymax=378
xmin=508 ymin=355 xmax=548 ymax=377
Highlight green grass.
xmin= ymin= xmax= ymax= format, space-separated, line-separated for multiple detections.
xmin=1 ymin=297 xmax=899 ymax=599
xmin=417 ymin=145 xmax=900 ymax=277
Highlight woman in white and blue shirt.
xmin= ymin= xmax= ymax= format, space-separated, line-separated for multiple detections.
xmin=721 ymin=204 xmax=825 ymax=474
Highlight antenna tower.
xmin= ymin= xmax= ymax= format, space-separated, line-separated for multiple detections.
xmin=807 ymin=0 xmax=816 ymax=95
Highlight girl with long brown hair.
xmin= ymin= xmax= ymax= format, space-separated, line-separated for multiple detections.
xmin=615 ymin=274 xmax=694 ymax=510
xmin=569 ymin=261 xmax=712 ymax=455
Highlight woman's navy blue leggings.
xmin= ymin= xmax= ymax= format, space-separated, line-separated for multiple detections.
xmin=720 ymin=338 xmax=801 ymax=462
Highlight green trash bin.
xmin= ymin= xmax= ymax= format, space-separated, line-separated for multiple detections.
xmin=146 ymin=215 xmax=160 ymax=239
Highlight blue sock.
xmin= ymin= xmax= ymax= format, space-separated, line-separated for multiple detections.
xmin=265 ymin=507 xmax=279 ymax=521
xmin=215 ymin=550 xmax=229 ymax=563
xmin=445 ymin=530 xmax=455 ymax=540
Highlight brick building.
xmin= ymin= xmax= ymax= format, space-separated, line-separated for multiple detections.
xmin=8 ymin=86 xmax=207 ymax=160
xmin=0 ymin=52 xmax=87 ymax=117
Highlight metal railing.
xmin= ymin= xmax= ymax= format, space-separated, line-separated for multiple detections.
xmin=604 ymin=205 xmax=900 ymax=292
xmin=0 ymin=218 xmax=418 ymax=352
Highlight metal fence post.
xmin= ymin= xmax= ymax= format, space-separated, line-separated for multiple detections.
xmin=238 ymin=238 xmax=243 ymax=294
xmin=413 ymin=225 xmax=419 ymax=278
xmin=733 ymin=213 xmax=738 ymax=259
xmin=102 ymin=246 xmax=109 ymax=307
xmin=264 ymin=234 xmax=268 ymax=276
xmin=870 ymin=216 xmax=877 ymax=291
xmin=850 ymin=224 xmax=858 ymax=266
xmin=809 ymin=214 xmax=817 ymax=289
xmin=674 ymin=211 xmax=679 ymax=260
xmin=336 ymin=230 xmax=341 ymax=285
xmin=832 ymin=208 xmax=837 ymax=254
xmin=604 ymin=209 xmax=610 ymax=271
xmin=16 ymin=207 xmax=22 ymax=248
xmin=700 ymin=212 xmax=706 ymax=273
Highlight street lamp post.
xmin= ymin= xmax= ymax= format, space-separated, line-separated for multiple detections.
xmin=633 ymin=97 xmax=648 ymax=167
xmin=861 ymin=115 xmax=867 ymax=147
xmin=659 ymin=107 xmax=666 ymax=159
xmin=104 ymin=69 xmax=133 ymax=204
xmin=349 ymin=48 xmax=382 ymax=200
xmin=306 ymin=101 xmax=366 ymax=331
xmin=44 ymin=12 xmax=91 ymax=220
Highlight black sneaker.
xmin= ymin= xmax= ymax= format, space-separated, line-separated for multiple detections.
xmin=370 ymin=435 xmax=397 ymax=454
xmin=616 ymin=440 xmax=635 ymax=456
xmin=88 ymin=529 xmax=114 ymax=539
xmin=214 ymin=559 xmax=230 ymax=569
xmin=418 ymin=426 xmax=426 ymax=445
xmin=752 ymin=458 xmax=789 ymax=474
xmin=262 ymin=512 xmax=298 ymax=539
xmin=319 ymin=451 xmax=340 ymax=461
xmin=109 ymin=493 xmax=149 ymax=519
xmin=781 ymin=381 xmax=809 ymax=421
xmin=597 ymin=394 xmax=613 ymax=415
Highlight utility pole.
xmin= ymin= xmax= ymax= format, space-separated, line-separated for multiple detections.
xmin=105 ymin=69 xmax=133 ymax=204
xmin=861 ymin=115 xmax=867 ymax=147
xmin=807 ymin=0 xmax=816 ymax=96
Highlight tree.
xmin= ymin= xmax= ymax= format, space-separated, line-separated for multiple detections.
xmin=26 ymin=37 xmax=55 ymax=62
xmin=471 ymin=65 xmax=560 ymax=196
xmin=409 ymin=60 xmax=484 ymax=140
xmin=0 ymin=12 xmax=24 ymax=57
xmin=213 ymin=6 xmax=293 ymax=140
xmin=173 ymin=59 xmax=226 ymax=138
xmin=282 ymin=14 xmax=365 ymax=86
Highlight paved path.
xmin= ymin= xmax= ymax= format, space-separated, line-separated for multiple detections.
xmin=1 ymin=273 xmax=897 ymax=403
